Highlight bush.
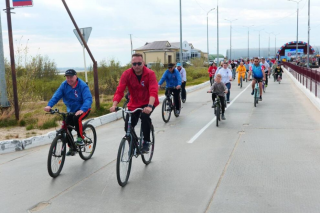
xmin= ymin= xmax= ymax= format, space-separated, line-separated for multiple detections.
xmin=26 ymin=124 xmax=34 ymax=130
xmin=19 ymin=119 xmax=26 ymax=126
xmin=39 ymin=119 xmax=57 ymax=130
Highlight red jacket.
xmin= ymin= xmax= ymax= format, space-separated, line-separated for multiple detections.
xmin=113 ymin=67 xmax=159 ymax=110
xmin=208 ymin=66 xmax=217 ymax=77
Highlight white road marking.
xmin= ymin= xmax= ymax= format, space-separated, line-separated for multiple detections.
xmin=187 ymin=83 xmax=251 ymax=144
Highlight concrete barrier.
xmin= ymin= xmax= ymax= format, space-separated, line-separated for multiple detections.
xmin=283 ymin=67 xmax=320 ymax=111
xmin=0 ymin=81 xmax=210 ymax=154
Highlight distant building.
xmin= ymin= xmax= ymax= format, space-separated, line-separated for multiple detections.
xmin=134 ymin=41 xmax=206 ymax=64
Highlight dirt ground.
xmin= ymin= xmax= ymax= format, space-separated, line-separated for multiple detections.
xmin=0 ymin=126 xmax=56 ymax=141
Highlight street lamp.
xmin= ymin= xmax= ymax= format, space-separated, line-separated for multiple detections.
xmin=225 ymin=18 xmax=237 ymax=60
xmin=243 ymin=25 xmax=254 ymax=59
xmin=307 ymin=0 xmax=310 ymax=68
xmin=179 ymin=0 xmax=183 ymax=65
xmin=254 ymin=28 xmax=264 ymax=58
xmin=288 ymin=0 xmax=302 ymax=61
xmin=217 ymin=0 xmax=219 ymax=65
xmin=207 ymin=8 xmax=215 ymax=65
xmin=272 ymin=33 xmax=280 ymax=59
xmin=265 ymin=31 xmax=273 ymax=58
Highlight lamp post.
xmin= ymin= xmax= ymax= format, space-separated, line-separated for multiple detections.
xmin=254 ymin=29 xmax=264 ymax=58
xmin=265 ymin=31 xmax=273 ymax=58
xmin=307 ymin=0 xmax=310 ymax=68
xmin=272 ymin=33 xmax=280 ymax=58
xmin=179 ymin=0 xmax=183 ymax=65
xmin=217 ymin=0 xmax=219 ymax=65
xmin=243 ymin=25 xmax=254 ymax=59
xmin=288 ymin=0 xmax=302 ymax=60
xmin=225 ymin=18 xmax=237 ymax=60
xmin=207 ymin=8 xmax=215 ymax=65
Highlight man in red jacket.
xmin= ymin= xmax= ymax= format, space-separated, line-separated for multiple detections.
xmin=110 ymin=53 xmax=159 ymax=153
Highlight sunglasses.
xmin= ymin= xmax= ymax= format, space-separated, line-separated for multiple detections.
xmin=168 ymin=67 xmax=173 ymax=69
xmin=132 ymin=62 xmax=142 ymax=66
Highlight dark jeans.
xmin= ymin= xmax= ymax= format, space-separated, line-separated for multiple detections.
xmin=210 ymin=76 xmax=213 ymax=85
xmin=275 ymin=73 xmax=282 ymax=79
xmin=125 ymin=105 xmax=154 ymax=142
xmin=225 ymin=82 xmax=231 ymax=102
xmin=212 ymin=94 xmax=226 ymax=114
xmin=181 ymin=82 xmax=186 ymax=100
xmin=265 ymin=72 xmax=269 ymax=85
xmin=165 ymin=88 xmax=180 ymax=110
xmin=66 ymin=110 xmax=90 ymax=139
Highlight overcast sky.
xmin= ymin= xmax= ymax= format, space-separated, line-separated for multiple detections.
xmin=0 ymin=0 xmax=319 ymax=68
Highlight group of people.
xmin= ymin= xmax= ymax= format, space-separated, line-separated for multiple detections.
xmin=44 ymin=53 xmax=187 ymax=154
xmin=207 ymin=57 xmax=284 ymax=119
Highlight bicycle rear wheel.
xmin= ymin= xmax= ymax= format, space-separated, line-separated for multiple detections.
xmin=142 ymin=124 xmax=155 ymax=165
xmin=162 ymin=98 xmax=171 ymax=123
xmin=79 ymin=124 xmax=97 ymax=160
xmin=216 ymin=104 xmax=220 ymax=127
xmin=47 ymin=136 xmax=66 ymax=178
xmin=240 ymin=77 xmax=243 ymax=88
xmin=116 ymin=137 xmax=133 ymax=187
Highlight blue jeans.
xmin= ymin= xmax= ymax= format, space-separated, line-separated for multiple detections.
xmin=225 ymin=82 xmax=231 ymax=101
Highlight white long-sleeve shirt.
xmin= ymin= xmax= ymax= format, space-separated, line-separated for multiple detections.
xmin=179 ymin=67 xmax=187 ymax=82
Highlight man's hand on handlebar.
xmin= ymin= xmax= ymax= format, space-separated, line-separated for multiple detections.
xmin=176 ymin=85 xmax=181 ymax=89
xmin=143 ymin=106 xmax=152 ymax=114
xmin=44 ymin=106 xmax=51 ymax=112
xmin=110 ymin=106 xmax=117 ymax=112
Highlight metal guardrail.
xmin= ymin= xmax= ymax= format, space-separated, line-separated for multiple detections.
xmin=283 ymin=62 xmax=320 ymax=98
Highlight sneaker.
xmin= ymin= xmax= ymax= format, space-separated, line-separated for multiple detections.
xmin=259 ymin=96 xmax=262 ymax=101
xmin=238 ymin=84 xmax=240 ymax=86
xmin=227 ymin=101 xmax=230 ymax=104
xmin=251 ymin=90 xmax=254 ymax=95
xmin=142 ymin=142 xmax=150 ymax=153
xmin=176 ymin=110 xmax=180 ymax=114
xmin=211 ymin=102 xmax=216 ymax=108
xmin=66 ymin=148 xmax=76 ymax=156
xmin=182 ymin=99 xmax=186 ymax=102
xmin=221 ymin=114 xmax=226 ymax=120
xmin=75 ymin=137 xmax=85 ymax=146
xmin=265 ymin=84 xmax=268 ymax=87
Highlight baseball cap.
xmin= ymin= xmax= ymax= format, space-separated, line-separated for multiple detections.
xmin=176 ymin=63 xmax=181 ymax=67
xmin=64 ymin=69 xmax=77 ymax=76
xmin=168 ymin=63 xmax=175 ymax=68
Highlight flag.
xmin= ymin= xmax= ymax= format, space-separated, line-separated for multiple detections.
xmin=13 ymin=0 xmax=33 ymax=7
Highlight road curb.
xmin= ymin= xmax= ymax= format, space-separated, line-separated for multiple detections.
xmin=0 ymin=81 xmax=210 ymax=154
xmin=283 ymin=67 xmax=320 ymax=111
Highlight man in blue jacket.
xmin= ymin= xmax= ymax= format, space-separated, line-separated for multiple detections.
xmin=158 ymin=63 xmax=182 ymax=114
xmin=44 ymin=69 xmax=92 ymax=156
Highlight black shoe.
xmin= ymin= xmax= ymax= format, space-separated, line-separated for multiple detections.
xmin=227 ymin=101 xmax=230 ymax=104
xmin=238 ymin=84 xmax=240 ymax=86
xmin=142 ymin=142 xmax=150 ymax=153
xmin=66 ymin=148 xmax=76 ymax=156
xmin=251 ymin=90 xmax=254 ymax=95
xmin=211 ymin=102 xmax=216 ymax=108
xmin=259 ymin=96 xmax=262 ymax=101
xmin=176 ymin=110 xmax=180 ymax=114
xmin=221 ymin=114 xmax=226 ymax=120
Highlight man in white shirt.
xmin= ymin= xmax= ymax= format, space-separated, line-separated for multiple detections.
xmin=216 ymin=62 xmax=233 ymax=103
xmin=176 ymin=63 xmax=187 ymax=102
xmin=260 ymin=57 xmax=270 ymax=87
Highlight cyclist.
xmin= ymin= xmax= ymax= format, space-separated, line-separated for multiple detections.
xmin=158 ymin=63 xmax=182 ymax=114
xmin=274 ymin=64 xmax=283 ymax=80
xmin=236 ymin=62 xmax=246 ymax=86
xmin=208 ymin=63 xmax=217 ymax=85
xmin=176 ymin=63 xmax=187 ymax=102
xmin=110 ymin=53 xmax=159 ymax=153
xmin=216 ymin=61 xmax=233 ymax=103
xmin=230 ymin=60 xmax=236 ymax=79
xmin=249 ymin=57 xmax=266 ymax=101
xmin=207 ymin=74 xmax=228 ymax=120
xmin=44 ymin=69 xmax=92 ymax=156
xmin=260 ymin=57 xmax=270 ymax=87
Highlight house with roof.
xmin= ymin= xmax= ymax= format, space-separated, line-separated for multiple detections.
xmin=133 ymin=41 xmax=206 ymax=65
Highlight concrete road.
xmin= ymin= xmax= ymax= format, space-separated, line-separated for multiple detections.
xmin=1 ymin=73 xmax=320 ymax=213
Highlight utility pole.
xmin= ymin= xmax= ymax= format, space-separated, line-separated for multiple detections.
xmin=217 ymin=0 xmax=219 ymax=65
xmin=207 ymin=8 xmax=215 ymax=65
xmin=288 ymin=0 xmax=302 ymax=60
xmin=255 ymin=29 xmax=264 ymax=57
xmin=243 ymin=25 xmax=254 ymax=60
xmin=273 ymin=33 xmax=280 ymax=58
xmin=225 ymin=18 xmax=237 ymax=60
xmin=179 ymin=0 xmax=183 ymax=65
xmin=5 ymin=0 xmax=19 ymax=120
xmin=130 ymin=34 xmax=133 ymax=56
xmin=266 ymin=31 xmax=273 ymax=58
xmin=0 ymin=11 xmax=10 ymax=108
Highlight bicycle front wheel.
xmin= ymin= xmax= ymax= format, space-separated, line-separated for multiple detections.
xmin=240 ymin=77 xmax=243 ymax=88
xmin=216 ymin=104 xmax=220 ymax=127
xmin=116 ymin=137 xmax=133 ymax=187
xmin=79 ymin=124 xmax=97 ymax=160
xmin=142 ymin=124 xmax=155 ymax=165
xmin=254 ymin=89 xmax=257 ymax=107
xmin=47 ymin=136 xmax=66 ymax=178
xmin=162 ymin=98 xmax=171 ymax=123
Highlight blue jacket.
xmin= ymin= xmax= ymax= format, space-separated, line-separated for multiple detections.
xmin=48 ymin=78 xmax=92 ymax=112
xmin=158 ymin=69 xmax=182 ymax=88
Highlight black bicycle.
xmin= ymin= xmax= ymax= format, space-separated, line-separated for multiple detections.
xmin=122 ymin=92 xmax=130 ymax=121
xmin=116 ymin=107 xmax=155 ymax=187
xmin=208 ymin=91 xmax=226 ymax=127
xmin=161 ymin=87 xmax=181 ymax=123
xmin=47 ymin=109 xmax=97 ymax=178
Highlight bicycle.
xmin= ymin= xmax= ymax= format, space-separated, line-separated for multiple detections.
xmin=275 ymin=73 xmax=282 ymax=84
xmin=122 ymin=92 xmax=130 ymax=121
xmin=116 ymin=107 xmax=155 ymax=187
xmin=161 ymin=87 xmax=181 ymax=123
xmin=47 ymin=109 xmax=97 ymax=178
xmin=240 ymin=75 xmax=243 ymax=88
xmin=262 ymin=80 xmax=266 ymax=93
xmin=254 ymin=81 xmax=260 ymax=107
xmin=207 ymin=91 xmax=225 ymax=127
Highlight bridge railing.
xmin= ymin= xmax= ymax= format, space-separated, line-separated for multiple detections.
xmin=282 ymin=62 xmax=320 ymax=98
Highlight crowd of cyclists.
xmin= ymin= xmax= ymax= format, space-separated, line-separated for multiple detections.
xmin=44 ymin=53 xmax=283 ymax=157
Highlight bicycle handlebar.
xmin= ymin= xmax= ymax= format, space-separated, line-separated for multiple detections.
xmin=115 ymin=107 xmax=144 ymax=114
xmin=48 ymin=109 xmax=74 ymax=116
